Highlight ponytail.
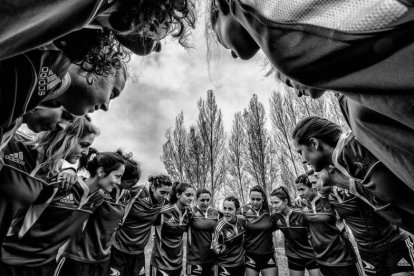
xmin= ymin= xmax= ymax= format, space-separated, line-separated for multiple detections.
xmin=292 ymin=116 xmax=342 ymax=147
xmin=86 ymin=152 xmax=124 ymax=177
xmin=116 ymin=149 xmax=141 ymax=183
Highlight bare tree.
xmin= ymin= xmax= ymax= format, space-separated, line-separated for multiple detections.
xmin=296 ymin=94 xmax=325 ymax=119
xmin=323 ymin=92 xmax=349 ymax=130
xmin=227 ymin=112 xmax=250 ymax=203
xmin=270 ymin=91 xmax=304 ymax=177
xmin=197 ymin=90 xmax=226 ymax=204
xmin=161 ymin=129 xmax=178 ymax=179
xmin=265 ymin=138 xmax=280 ymax=194
xmin=185 ymin=126 xmax=209 ymax=189
xmin=160 ymin=111 xmax=187 ymax=182
xmin=243 ymin=94 xmax=270 ymax=192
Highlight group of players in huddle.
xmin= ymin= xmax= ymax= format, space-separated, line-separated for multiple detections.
xmin=2 ymin=1 xmax=414 ymax=276
xmin=1 ymin=113 xmax=413 ymax=276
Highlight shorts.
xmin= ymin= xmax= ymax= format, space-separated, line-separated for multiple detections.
xmin=318 ymin=263 xmax=360 ymax=276
xmin=245 ymin=252 xmax=277 ymax=271
xmin=217 ymin=264 xmax=245 ymax=276
xmin=55 ymin=257 xmax=110 ymax=276
xmin=186 ymin=263 xmax=214 ymax=276
xmin=360 ymin=236 xmax=414 ymax=276
xmin=110 ymin=247 xmax=146 ymax=276
xmin=150 ymin=265 xmax=182 ymax=276
xmin=287 ymin=257 xmax=318 ymax=271
xmin=0 ymin=260 xmax=57 ymax=276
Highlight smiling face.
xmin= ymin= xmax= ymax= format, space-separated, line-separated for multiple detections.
xmin=98 ymin=165 xmax=125 ymax=192
xmin=197 ymin=192 xmax=212 ymax=211
xmin=177 ymin=187 xmax=195 ymax=207
xmin=66 ymin=133 xmax=95 ymax=164
xmin=152 ymin=184 xmax=172 ymax=204
xmin=250 ymin=191 xmax=263 ymax=211
xmin=223 ymin=200 xmax=237 ymax=222
xmin=211 ymin=0 xmax=259 ymax=60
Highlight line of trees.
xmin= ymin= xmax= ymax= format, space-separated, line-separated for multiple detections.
xmin=161 ymin=87 xmax=346 ymax=206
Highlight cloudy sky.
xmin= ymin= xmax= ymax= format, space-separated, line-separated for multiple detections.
xmin=91 ymin=17 xmax=279 ymax=184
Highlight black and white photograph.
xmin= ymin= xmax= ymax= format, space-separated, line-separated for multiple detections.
xmin=1 ymin=0 xmax=414 ymax=275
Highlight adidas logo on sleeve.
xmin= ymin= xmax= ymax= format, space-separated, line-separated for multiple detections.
xmin=37 ymin=67 xmax=61 ymax=96
xmin=4 ymin=152 xmax=25 ymax=165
